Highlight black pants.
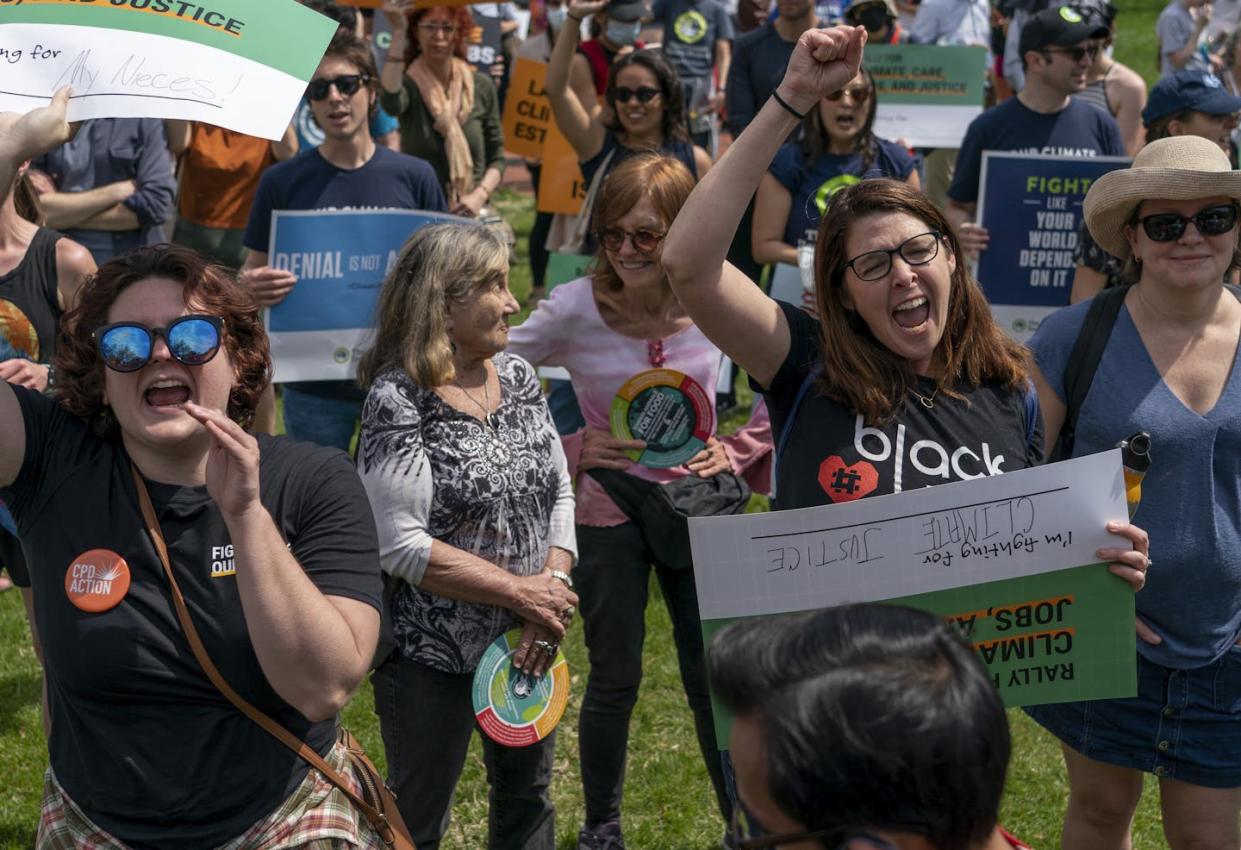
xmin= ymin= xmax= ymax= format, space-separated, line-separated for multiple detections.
xmin=575 ymin=522 xmax=731 ymax=827
xmin=526 ymin=163 xmax=553 ymax=290
xmin=372 ymin=654 xmax=556 ymax=850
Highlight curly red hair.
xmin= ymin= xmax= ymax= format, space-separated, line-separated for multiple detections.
xmin=404 ymin=5 xmax=475 ymax=62
xmin=54 ymin=244 xmax=271 ymax=437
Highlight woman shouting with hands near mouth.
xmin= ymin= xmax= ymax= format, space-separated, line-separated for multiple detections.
xmin=0 ymin=92 xmax=390 ymax=849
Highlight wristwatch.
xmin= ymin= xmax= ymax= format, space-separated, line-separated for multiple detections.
xmin=550 ymin=569 xmax=573 ymax=589
xmin=44 ymin=363 xmax=56 ymax=393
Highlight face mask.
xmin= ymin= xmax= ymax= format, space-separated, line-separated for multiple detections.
xmin=546 ymin=7 xmax=567 ymax=30
xmin=606 ymin=19 xmax=641 ymax=46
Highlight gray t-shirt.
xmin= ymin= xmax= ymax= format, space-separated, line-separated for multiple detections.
xmin=655 ymin=0 xmax=734 ymax=83
xmin=1158 ymin=0 xmax=1208 ymax=76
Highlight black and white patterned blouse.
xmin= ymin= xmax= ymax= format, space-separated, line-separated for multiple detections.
xmin=357 ymin=353 xmax=576 ymax=673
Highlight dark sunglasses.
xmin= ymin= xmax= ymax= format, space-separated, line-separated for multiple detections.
xmin=825 ymin=85 xmax=872 ymax=104
xmin=1041 ymin=44 xmax=1099 ymax=62
xmin=843 ymin=231 xmax=941 ymax=282
xmin=598 ymin=227 xmax=666 ymax=253
xmin=94 ymin=315 xmax=224 ymax=373
xmin=1138 ymin=203 xmax=1240 ymax=242
xmin=306 ymin=73 xmax=369 ymax=101
xmin=615 ymin=86 xmax=661 ymax=104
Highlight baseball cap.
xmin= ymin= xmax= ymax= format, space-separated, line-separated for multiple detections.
xmin=1143 ymin=70 xmax=1241 ymax=124
xmin=1018 ymin=5 xmax=1109 ymax=56
xmin=605 ymin=0 xmax=646 ymax=21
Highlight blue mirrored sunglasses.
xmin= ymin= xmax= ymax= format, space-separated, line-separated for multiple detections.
xmin=94 ymin=315 xmax=224 ymax=373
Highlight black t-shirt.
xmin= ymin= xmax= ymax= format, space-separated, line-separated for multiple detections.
xmin=758 ymin=302 xmax=1043 ymax=509
xmin=0 ymin=227 xmax=63 ymax=587
xmin=0 ymin=387 xmax=382 ymax=849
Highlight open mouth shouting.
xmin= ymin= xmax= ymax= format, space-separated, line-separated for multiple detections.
xmin=892 ymin=294 xmax=931 ymax=332
xmin=143 ymin=377 xmax=193 ymax=410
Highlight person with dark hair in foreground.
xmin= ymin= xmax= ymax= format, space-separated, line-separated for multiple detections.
xmin=710 ymin=604 xmax=1033 ymax=850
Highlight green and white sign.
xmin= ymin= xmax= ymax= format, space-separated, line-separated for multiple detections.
xmin=865 ymin=44 xmax=988 ymax=148
xmin=690 ymin=450 xmax=1138 ymax=747
xmin=0 ymin=0 xmax=337 ymax=140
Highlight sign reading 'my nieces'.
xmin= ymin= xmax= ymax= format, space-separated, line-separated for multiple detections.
xmin=0 ymin=0 xmax=337 ymax=140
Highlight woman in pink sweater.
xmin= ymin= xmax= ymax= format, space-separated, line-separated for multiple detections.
xmin=507 ymin=153 xmax=770 ymax=849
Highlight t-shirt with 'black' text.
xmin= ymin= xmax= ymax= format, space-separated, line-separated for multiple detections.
xmin=757 ymin=302 xmax=1042 ymax=510
xmin=0 ymin=386 xmax=382 ymax=849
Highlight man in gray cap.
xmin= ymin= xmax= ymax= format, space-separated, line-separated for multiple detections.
xmin=945 ymin=5 xmax=1124 ymax=260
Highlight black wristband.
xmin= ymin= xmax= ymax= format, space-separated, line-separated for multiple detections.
xmin=771 ymin=89 xmax=806 ymax=120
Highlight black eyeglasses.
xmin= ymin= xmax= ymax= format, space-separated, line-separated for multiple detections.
xmin=1138 ymin=204 xmax=1240 ymax=242
xmin=94 ymin=315 xmax=224 ymax=373
xmin=418 ymin=22 xmax=458 ymax=35
xmin=826 ymin=85 xmax=872 ymax=104
xmin=1041 ymin=44 xmax=1099 ymax=63
xmin=615 ymin=86 xmax=661 ymax=104
xmin=843 ymin=231 xmax=942 ymax=282
xmin=598 ymin=227 xmax=666 ymax=253
xmin=306 ymin=74 xmax=369 ymax=101
xmin=728 ymin=803 xmax=908 ymax=850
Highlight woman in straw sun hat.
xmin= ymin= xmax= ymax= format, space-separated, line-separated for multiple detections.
xmin=1027 ymin=134 xmax=1241 ymax=849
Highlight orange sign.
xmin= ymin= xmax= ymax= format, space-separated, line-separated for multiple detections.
xmin=537 ymin=124 xmax=588 ymax=215
xmin=65 ymin=549 xmax=131 ymax=613
xmin=502 ymin=58 xmax=555 ymax=159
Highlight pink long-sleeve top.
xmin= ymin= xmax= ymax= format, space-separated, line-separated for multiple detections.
xmin=506 ymin=276 xmax=772 ymax=527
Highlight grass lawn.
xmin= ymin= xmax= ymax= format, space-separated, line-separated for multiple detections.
xmin=0 ymin=7 xmax=1184 ymax=845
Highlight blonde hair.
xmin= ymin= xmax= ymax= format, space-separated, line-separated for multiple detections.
xmin=357 ymin=222 xmax=510 ymax=389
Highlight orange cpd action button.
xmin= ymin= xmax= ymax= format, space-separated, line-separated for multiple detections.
xmin=64 ymin=549 xmax=131 ymax=613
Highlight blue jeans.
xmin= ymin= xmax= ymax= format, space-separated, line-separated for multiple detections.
xmin=372 ymin=654 xmax=556 ymax=850
xmin=280 ymin=386 xmax=360 ymax=453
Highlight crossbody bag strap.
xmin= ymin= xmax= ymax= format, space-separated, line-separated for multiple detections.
xmin=128 ymin=465 xmax=397 ymax=845
xmin=569 ymin=146 xmax=617 ymax=248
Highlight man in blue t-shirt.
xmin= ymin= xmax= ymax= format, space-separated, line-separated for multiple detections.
xmin=946 ymin=5 xmax=1122 ymax=260
xmin=240 ymin=34 xmax=446 ymax=449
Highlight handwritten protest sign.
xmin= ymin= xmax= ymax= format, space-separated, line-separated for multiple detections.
xmin=0 ymin=0 xmax=336 ymax=141
xmin=538 ymin=124 xmax=588 ymax=215
xmin=865 ymin=45 xmax=988 ymax=148
xmin=266 ymin=209 xmax=462 ymax=382
xmin=691 ymin=451 xmax=1137 ymax=745
xmin=502 ymin=57 xmax=554 ymax=159
xmin=977 ymin=152 xmax=1129 ymax=341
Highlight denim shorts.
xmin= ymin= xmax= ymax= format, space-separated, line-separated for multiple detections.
xmin=1025 ymin=644 xmax=1241 ymax=789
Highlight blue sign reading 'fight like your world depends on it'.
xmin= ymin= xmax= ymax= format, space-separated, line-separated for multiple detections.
xmin=975 ymin=152 xmax=1129 ymax=341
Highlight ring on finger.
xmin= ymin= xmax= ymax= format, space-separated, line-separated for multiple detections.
xmin=543 ymin=642 xmax=559 ymax=655
xmin=533 ymin=639 xmax=552 ymax=652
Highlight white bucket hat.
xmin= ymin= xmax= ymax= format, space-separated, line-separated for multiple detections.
xmin=1083 ymin=135 xmax=1241 ymax=257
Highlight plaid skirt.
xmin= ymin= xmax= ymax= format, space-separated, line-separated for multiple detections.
xmin=37 ymin=740 xmax=387 ymax=849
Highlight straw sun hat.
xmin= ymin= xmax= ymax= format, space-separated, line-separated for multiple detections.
xmin=1083 ymin=135 xmax=1241 ymax=257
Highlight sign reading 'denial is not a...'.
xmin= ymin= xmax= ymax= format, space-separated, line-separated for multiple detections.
xmin=266 ymin=209 xmax=464 ymax=383
xmin=976 ymin=152 xmax=1129 ymax=342
xmin=691 ymin=450 xmax=1138 ymax=747
xmin=0 ymin=0 xmax=337 ymax=141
